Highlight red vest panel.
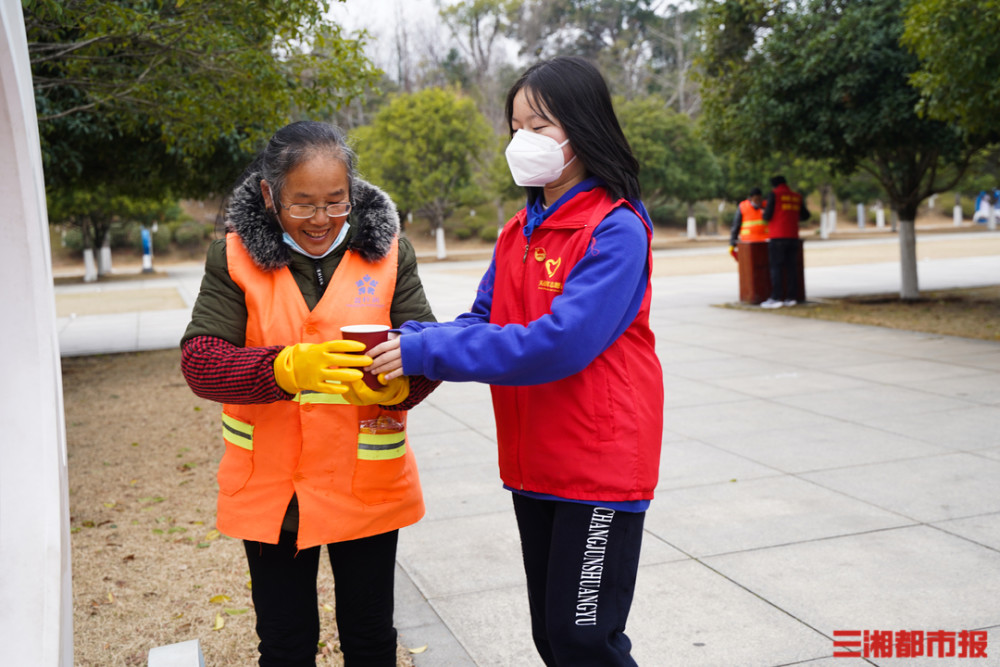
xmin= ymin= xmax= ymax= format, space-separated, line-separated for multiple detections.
xmin=489 ymin=188 xmax=663 ymax=501
xmin=769 ymin=184 xmax=803 ymax=239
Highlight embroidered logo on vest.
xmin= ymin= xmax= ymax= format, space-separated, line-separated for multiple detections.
xmin=545 ymin=257 xmax=561 ymax=278
xmin=351 ymin=274 xmax=382 ymax=307
xmin=534 ymin=247 xmax=546 ymax=262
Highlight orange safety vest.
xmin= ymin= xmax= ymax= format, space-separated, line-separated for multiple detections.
xmin=217 ymin=233 xmax=424 ymax=549
xmin=738 ymin=199 xmax=768 ymax=242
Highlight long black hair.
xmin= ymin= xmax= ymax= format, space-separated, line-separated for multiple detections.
xmin=504 ymin=56 xmax=641 ymax=204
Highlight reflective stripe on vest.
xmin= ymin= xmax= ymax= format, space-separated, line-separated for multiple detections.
xmin=222 ymin=413 xmax=253 ymax=451
xmin=357 ymin=431 xmax=407 ymax=461
xmin=295 ymin=389 xmax=350 ymax=405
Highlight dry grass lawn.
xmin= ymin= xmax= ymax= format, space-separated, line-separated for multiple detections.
xmin=741 ymin=285 xmax=1000 ymax=341
xmin=64 ymin=349 xmax=416 ymax=666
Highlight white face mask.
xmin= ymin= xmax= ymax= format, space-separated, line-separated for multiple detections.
xmin=504 ymin=129 xmax=577 ymax=187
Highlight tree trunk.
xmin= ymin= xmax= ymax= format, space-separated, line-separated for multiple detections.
xmin=83 ymin=248 xmax=98 ymax=283
xmin=98 ymin=234 xmax=112 ymax=276
xmin=433 ymin=217 xmax=447 ymax=260
xmin=898 ymin=218 xmax=919 ymax=300
xmin=685 ymin=202 xmax=696 ymax=238
xmin=80 ymin=217 xmax=98 ymax=282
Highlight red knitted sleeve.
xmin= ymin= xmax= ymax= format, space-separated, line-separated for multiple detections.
xmin=181 ymin=335 xmax=289 ymax=405
xmin=392 ymin=374 xmax=442 ymax=411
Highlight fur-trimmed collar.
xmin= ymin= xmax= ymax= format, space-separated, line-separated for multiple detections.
xmin=224 ymin=171 xmax=400 ymax=270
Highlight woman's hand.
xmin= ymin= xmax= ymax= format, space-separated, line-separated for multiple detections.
xmin=366 ymin=334 xmax=405 ymax=382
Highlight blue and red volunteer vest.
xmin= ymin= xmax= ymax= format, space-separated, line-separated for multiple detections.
xmin=218 ymin=233 xmax=424 ymax=549
xmin=489 ymin=188 xmax=663 ymax=501
xmin=769 ymin=183 xmax=803 ymax=239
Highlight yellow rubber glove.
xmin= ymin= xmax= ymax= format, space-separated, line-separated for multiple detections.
xmin=273 ymin=340 xmax=370 ymax=395
xmin=342 ymin=374 xmax=410 ymax=407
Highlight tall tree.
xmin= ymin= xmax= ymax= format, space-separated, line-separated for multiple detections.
xmin=698 ymin=0 xmax=988 ymax=299
xmin=642 ymin=4 xmax=703 ymax=114
xmin=618 ymin=96 xmax=721 ymax=214
xmin=25 ymin=0 xmax=378 ymax=276
xmin=352 ymin=87 xmax=493 ymax=237
xmin=438 ymin=0 xmax=520 ymax=130
xmin=512 ymin=0 xmax=661 ymax=98
xmin=901 ymin=0 xmax=1000 ymax=139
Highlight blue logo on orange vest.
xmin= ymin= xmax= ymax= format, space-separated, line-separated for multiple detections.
xmin=357 ymin=274 xmax=379 ymax=295
xmin=352 ymin=274 xmax=382 ymax=307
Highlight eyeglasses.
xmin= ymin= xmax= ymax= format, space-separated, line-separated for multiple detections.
xmin=279 ymin=201 xmax=352 ymax=219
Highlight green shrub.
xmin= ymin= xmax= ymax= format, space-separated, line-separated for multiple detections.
xmin=124 ymin=224 xmax=144 ymax=249
xmin=109 ymin=221 xmax=137 ymax=249
xmin=649 ymin=201 xmax=686 ymax=226
xmin=153 ymin=225 xmax=172 ymax=252
xmin=453 ymin=227 xmax=474 ymax=241
xmin=173 ymin=222 xmax=205 ymax=248
xmin=961 ymin=195 xmax=977 ymax=219
xmin=62 ymin=228 xmax=84 ymax=252
xmin=479 ymin=225 xmax=499 ymax=242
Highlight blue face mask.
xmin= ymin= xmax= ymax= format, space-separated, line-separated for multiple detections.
xmin=281 ymin=222 xmax=350 ymax=259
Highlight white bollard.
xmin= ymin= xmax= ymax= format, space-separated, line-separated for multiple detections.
xmin=954 ymin=204 xmax=963 ymax=227
xmin=820 ymin=211 xmax=829 ymax=239
xmin=686 ymin=216 xmax=697 ymax=239
xmin=857 ymin=203 xmax=865 ymax=229
xmin=875 ymin=206 xmax=885 ymax=229
xmin=829 ymin=209 xmax=837 ymax=233
xmin=141 ymin=227 xmax=154 ymax=273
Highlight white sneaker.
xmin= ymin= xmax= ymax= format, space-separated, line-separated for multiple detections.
xmin=760 ymin=299 xmax=783 ymax=309
xmin=783 ymin=299 xmax=798 ymax=307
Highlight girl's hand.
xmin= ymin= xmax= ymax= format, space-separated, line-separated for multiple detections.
xmin=366 ymin=334 xmax=405 ymax=382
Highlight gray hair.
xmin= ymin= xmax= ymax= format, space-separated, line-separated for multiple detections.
xmin=259 ymin=120 xmax=357 ymax=204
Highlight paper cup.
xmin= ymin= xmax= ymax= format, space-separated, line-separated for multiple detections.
xmin=340 ymin=324 xmax=391 ymax=389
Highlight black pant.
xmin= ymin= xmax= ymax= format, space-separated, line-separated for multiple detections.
xmin=243 ymin=530 xmax=398 ymax=667
xmin=768 ymin=237 xmax=799 ymax=301
xmin=512 ymin=494 xmax=645 ymax=666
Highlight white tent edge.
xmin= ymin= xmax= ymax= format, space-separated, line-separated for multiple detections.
xmin=0 ymin=1 xmax=74 ymax=664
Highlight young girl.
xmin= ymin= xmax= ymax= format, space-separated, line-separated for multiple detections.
xmin=181 ymin=120 xmax=437 ymax=665
xmin=369 ymin=57 xmax=663 ymax=666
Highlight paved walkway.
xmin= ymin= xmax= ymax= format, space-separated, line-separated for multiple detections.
xmin=56 ymin=231 xmax=1000 ymax=666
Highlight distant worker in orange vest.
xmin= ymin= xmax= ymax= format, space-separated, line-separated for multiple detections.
xmin=760 ymin=175 xmax=810 ymax=308
xmin=728 ymin=186 xmax=766 ymax=260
